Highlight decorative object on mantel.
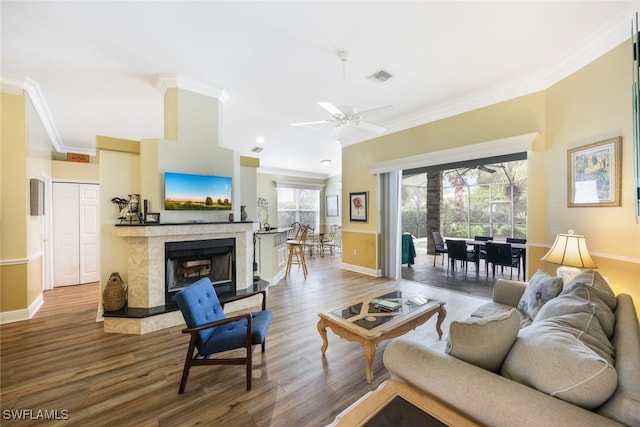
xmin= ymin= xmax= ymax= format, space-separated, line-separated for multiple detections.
xmin=257 ymin=197 xmax=269 ymax=229
xmin=228 ymin=213 xmax=234 ymax=222
xmin=144 ymin=212 xmax=160 ymax=223
xmin=241 ymin=205 xmax=248 ymax=221
xmin=112 ymin=194 xmax=143 ymax=223
xmin=103 ymin=272 xmax=127 ymax=311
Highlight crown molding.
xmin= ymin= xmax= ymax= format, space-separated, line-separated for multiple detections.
xmin=341 ymin=6 xmax=637 ymax=149
xmin=258 ymin=166 xmax=329 ymax=180
xmin=155 ymin=73 xmax=229 ymax=103
xmin=1 ymin=73 xmax=64 ymax=152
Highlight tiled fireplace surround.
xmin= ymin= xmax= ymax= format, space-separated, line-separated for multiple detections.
xmin=105 ymin=221 xmax=259 ymax=334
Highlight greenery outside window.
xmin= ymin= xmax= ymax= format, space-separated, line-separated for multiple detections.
xmin=277 ymin=187 xmax=320 ymax=230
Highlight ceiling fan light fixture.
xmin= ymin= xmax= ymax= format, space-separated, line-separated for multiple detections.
xmin=320 ymin=159 xmax=332 ymax=166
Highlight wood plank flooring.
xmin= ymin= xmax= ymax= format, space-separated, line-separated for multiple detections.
xmin=1 ymin=254 xmax=489 ymax=427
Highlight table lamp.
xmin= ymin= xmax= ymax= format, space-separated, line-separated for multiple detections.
xmin=540 ymin=230 xmax=597 ymax=283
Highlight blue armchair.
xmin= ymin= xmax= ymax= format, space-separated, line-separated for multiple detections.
xmin=175 ymin=277 xmax=272 ymax=394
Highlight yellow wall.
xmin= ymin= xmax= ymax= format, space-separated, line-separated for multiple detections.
xmin=52 ymin=160 xmax=99 ymax=182
xmin=342 ymin=41 xmax=640 ymax=309
xmin=1 ymin=91 xmax=54 ymax=314
xmin=1 ymin=93 xmax=29 ymax=312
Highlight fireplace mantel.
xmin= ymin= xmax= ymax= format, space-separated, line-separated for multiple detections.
xmin=116 ymin=221 xmax=258 ymax=310
xmin=107 ymin=221 xmax=259 ymax=334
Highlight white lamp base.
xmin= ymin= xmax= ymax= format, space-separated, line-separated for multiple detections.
xmin=556 ymin=266 xmax=581 ymax=285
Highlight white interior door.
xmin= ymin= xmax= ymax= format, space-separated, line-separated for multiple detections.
xmin=53 ymin=182 xmax=100 ymax=286
xmin=53 ymin=183 xmax=80 ymax=286
xmin=79 ymin=184 xmax=99 ymax=283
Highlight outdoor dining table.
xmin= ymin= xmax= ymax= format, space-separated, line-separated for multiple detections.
xmin=444 ymin=237 xmax=527 ymax=280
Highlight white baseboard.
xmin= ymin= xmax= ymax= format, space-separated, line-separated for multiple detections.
xmin=340 ymin=262 xmax=382 ymax=277
xmin=0 ymin=293 xmax=44 ymax=324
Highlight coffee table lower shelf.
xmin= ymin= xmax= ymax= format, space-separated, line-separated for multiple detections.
xmin=328 ymin=380 xmax=481 ymax=427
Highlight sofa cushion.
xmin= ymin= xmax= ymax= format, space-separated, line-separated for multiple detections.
xmin=561 ymin=270 xmax=617 ymax=311
xmin=447 ymin=309 xmax=520 ymax=373
xmin=597 ymin=294 xmax=640 ymax=427
xmin=517 ymin=269 xmax=563 ymax=320
xmin=536 ymin=284 xmax=616 ymax=339
xmin=501 ymin=313 xmax=617 ymax=409
xmin=470 ymin=302 xmax=532 ymax=328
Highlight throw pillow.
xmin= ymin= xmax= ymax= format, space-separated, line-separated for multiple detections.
xmin=501 ymin=315 xmax=617 ymax=409
xmin=561 ymin=270 xmax=617 ymax=311
xmin=446 ymin=309 xmax=520 ymax=373
xmin=517 ymin=269 xmax=563 ymax=320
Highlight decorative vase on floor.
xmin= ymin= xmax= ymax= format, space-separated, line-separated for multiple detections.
xmin=241 ymin=205 xmax=247 ymax=221
xmin=103 ymin=272 xmax=126 ymax=311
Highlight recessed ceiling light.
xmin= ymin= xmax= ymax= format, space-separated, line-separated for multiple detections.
xmin=320 ymin=159 xmax=332 ymax=166
xmin=256 ymin=137 xmax=264 ymax=144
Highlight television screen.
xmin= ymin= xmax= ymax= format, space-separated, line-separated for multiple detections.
xmin=164 ymin=172 xmax=232 ymax=210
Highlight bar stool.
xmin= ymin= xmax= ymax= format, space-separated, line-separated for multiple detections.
xmin=285 ymin=225 xmax=308 ymax=278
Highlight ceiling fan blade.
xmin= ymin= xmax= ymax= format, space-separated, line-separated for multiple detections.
xmin=357 ymin=121 xmax=387 ymax=134
xmin=318 ymin=102 xmax=344 ymax=118
xmin=290 ymin=120 xmax=332 ymax=127
xmin=477 ymin=165 xmax=496 ymax=173
xmin=358 ymin=105 xmax=393 ymax=116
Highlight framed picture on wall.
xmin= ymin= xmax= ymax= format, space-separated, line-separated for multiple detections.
xmin=326 ymin=195 xmax=339 ymax=217
xmin=349 ymin=191 xmax=368 ymax=222
xmin=567 ymin=137 xmax=621 ymax=207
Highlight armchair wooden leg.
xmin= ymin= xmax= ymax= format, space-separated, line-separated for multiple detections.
xmin=246 ymin=345 xmax=252 ymax=391
xmin=179 ymin=338 xmax=198 ymax=394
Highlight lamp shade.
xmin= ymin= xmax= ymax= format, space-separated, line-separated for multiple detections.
xmin=540 ymin=231 xmax=597 ymax=269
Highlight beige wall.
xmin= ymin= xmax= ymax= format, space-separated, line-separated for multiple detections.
xmin=1 ymin=91 xmax=54 ymax=314
xmin=52 ymin=160 xmax=99 ymax=182
xmin=342 ymin=40 xmax=639 ymax=310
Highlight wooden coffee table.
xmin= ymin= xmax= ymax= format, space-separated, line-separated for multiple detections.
xmin=317 ymin=290 xmax=446 ymax=383
xmin=328 ymin=380 xmax=480 ymax=427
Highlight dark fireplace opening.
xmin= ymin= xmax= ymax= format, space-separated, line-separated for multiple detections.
xmin=165 ymin=238 xmax=236 ymax=305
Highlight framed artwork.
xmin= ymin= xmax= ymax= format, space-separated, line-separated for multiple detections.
xmin=349 ymin=191 xmax=368 ymax=222
xmin=326 ymin=195 xmax=339 ymax=217
xmin=568 ymin=136 xmax=622 ymax=207
xmin=145 ymin=212 xmax=161 ymax=223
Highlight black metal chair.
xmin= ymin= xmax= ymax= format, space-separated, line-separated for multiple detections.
xmin=431 ymin=231 xmax=448 ymax=267
xmin=446 ymin=239 xmax=477 ymax=275
xmin=471 ymin=235 xmax=493 ymax=270
xmin=506 ymin=238 xmax=526 ymax=280
xmin=485 ymin=242 xmax=520 ymax=279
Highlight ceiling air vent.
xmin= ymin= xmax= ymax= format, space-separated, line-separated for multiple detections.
xmin=367 ymin=69 xmax=393 ymax=83
xmin=251 ymin=146 xmax=263 ymax=153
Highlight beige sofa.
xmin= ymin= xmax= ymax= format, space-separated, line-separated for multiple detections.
xmin=383 ymin=270 xmax=640 ymax=427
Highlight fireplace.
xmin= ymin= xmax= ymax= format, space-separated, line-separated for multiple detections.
xmin=165 ymin=238 xmax=236 ymax=304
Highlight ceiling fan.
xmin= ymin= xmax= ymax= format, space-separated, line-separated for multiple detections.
xmin=290 ymin=50 xmax=392 ymax=137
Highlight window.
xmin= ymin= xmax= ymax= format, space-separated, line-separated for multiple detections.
xmin=277 ymin=187 xmax=320 ymax=229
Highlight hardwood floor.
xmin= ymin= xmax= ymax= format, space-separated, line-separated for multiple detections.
xmin=1 ymin=254 xmax=490 ymax=427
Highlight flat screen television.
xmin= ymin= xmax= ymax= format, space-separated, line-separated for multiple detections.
xmin=164 ymin=172 xmax=232 ymax=211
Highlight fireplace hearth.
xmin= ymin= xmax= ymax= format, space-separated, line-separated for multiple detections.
xmin=165 ymin=238 xmax=236 ymax=304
